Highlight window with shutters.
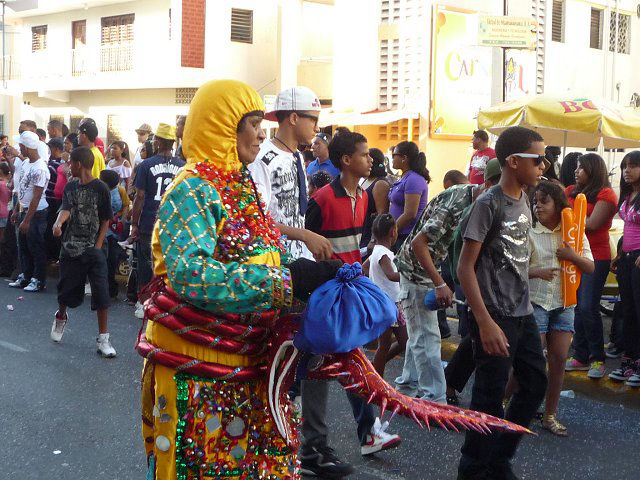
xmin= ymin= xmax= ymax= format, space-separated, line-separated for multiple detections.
xmin=70 ymin=116 xmax=83 ymax=134
xmin=49 ymin=114 xmax=65 ymax=126
xmin=551 ymin=1 xmax=564 ymax=42
xmin=175 ymin=88 xmax=197 ymax=105
xmin=590 ymin=8 xmax=603 ymax=49
xmin=381 ymin=0 xmax=390 ymax=23
xmin=31 ymin=25 xmax=47 ymax=52
xmin=107 ymin=114 xmax=122 ymax=145
xmin=609 ymin=12 xmax=631 ymax=54
xmin=100 ymin=14 xmax=134 ymax=71
xmin=230 ymin=9 xmax=253 ymax=43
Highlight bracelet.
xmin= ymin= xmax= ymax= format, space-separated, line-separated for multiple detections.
xmin=434 ymin=283 xmax=447 ymax=289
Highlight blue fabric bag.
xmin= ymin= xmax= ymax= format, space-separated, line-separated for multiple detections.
xmin=293 ymin=263 xmax=397 ymax=354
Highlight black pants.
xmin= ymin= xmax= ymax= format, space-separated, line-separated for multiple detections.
xmin=0 ymin=209 xmax=18 ymax=275
xmin=445 ymin=334 xmax=475 ymax=393
xmin=45 ymin=199 xmax=61 ymax=261
xmin=17 ymin=209 xmax=48 ymax=283
xmin=618 ymin=250 xmax=640 ymax=360
xmin=106 ymin=236 xmax=123 ymax=298
xmin=458 ymin=312 xmax=547 ymax=478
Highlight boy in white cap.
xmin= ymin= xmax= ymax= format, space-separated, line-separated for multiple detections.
xmin=249 ymin=86 xmax=331 ymax=261
xmin=249 ymin=87 xmax=400 ymax=479
xmin=8 ymin=130 xmax=50 ymax=292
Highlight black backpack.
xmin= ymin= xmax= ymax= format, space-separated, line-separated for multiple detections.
xmin=447 ymin=185 xmax=506 ymax=284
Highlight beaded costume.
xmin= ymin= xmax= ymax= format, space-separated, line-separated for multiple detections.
xmin=138 ymin=80 xmax=531 ymax=480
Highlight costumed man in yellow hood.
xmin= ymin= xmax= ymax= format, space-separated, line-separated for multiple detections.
xmin=138 ymin=80 xmax=534 ymax=480
xmin=139 ymin=80 xmax=304 ymax=479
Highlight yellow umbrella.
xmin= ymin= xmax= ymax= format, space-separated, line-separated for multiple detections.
xmin=478 ymin=95 xmax=640 ymax=149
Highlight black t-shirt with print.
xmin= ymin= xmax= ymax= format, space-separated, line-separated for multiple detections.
xmin=61 ymin=178 xmax=113 ymax=257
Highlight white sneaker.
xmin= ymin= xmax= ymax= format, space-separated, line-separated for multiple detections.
xmin=361 ymin=417 xmax=401 ymax=456
xmin=96 ymin=333 xmax=116 ymax=358
xmin=84 ymin=283 xmax=92 ymax=296
xmin=23 ymin=278 xmax=45 ymax=292
xmin=50 ymin=311 xmax=68 ymax=342
xmin=134 ymin=301 xmax=145 ymax=319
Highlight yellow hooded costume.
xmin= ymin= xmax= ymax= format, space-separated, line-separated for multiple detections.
xmin=138 ymin=80 xmax=295 ymax=480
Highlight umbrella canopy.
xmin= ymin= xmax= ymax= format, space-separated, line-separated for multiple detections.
xmin=478 ymin=95 xmax=640 ymax=149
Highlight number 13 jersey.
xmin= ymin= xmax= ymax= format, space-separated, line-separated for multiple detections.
xmin=134 ymin=153 xmax=186 ymax=235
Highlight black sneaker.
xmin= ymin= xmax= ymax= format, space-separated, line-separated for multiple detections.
xmin=299 ymin=444 xmax=354 ymax=478
xmin=605 ymin=344 xmax=624 ymax=359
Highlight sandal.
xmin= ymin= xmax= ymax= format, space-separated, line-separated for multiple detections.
xmin=542 ymin=414 xmax=568 ymax=436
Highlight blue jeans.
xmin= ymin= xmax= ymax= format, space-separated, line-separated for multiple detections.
xmin=573 ymin=259 xmax=610 ymax=363
xmin=532 ymin=305 xmax=575 ymax=334
xmin=17 ymin=209 xmax=48 ymax=283
xmin=394 ymin=277 xmax=446 ymax=403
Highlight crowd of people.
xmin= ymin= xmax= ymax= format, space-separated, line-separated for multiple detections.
xmin=1 ymin=82 xmax=639 ymax=480
xmin=0 ymin=116 xmax=187 ymax=357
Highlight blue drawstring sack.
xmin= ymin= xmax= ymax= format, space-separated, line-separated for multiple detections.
xmin=293 ymin=263 xmax=397 ymax=354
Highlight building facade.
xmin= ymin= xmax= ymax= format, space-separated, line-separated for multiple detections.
xmin=1 ymin=0 xmax=639 ymax=192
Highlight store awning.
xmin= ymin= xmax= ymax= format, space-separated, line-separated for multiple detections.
xmin=319 ymin=108 xmax=419 ymax=127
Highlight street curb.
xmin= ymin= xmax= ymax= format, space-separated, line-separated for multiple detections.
xmin=441 ymin=339 xmax=640 ymax=409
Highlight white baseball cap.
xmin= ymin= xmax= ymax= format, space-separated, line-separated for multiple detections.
xmin=18 ymin=131 xmax=39 ymax=149
xmin=264 ymin=86 xmax=321 ymax=121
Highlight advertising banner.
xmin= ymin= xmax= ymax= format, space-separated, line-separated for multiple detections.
xmin=431 ymin=6 xmax=492 ymax=139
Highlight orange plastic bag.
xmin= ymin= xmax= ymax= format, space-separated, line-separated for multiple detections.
xmin=561 ymin=193 xmax=587 ymax=307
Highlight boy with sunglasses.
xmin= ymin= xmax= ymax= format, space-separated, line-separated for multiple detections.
xmin=457 ymin=126 xmax=549 ymax=480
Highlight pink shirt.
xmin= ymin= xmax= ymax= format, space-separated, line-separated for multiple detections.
xmin=0 ymin=181 xmax=9 ymax=219
xmin=53 ymin=164 xmax=68 ymax=201
xmin=619 ymin=198 xmax=640 ymax=252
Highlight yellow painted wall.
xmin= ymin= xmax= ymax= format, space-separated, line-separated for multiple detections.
xmin=351 ymin=116 xmax=474 ymax=198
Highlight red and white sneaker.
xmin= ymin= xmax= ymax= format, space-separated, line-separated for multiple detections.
xmin=361 ymin=418 xmax=401 ymax=456
xmin=50 ymin=310 xmax=68 ymax=343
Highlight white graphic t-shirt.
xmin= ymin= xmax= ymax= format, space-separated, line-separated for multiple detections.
xmin=18 ymin=158 xmax=50 ymax=211
xmin=249 ymin=138 xmax=310 ymax=260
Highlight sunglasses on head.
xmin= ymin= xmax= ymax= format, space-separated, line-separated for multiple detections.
xmin=512 ymin=153 xmax=546 ymax=166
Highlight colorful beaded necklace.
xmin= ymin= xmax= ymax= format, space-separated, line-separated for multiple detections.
xmin=194 ymin=162 xmax=284 ymax=263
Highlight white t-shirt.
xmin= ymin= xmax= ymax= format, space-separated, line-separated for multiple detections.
xmin=133 ymin=145 xmax=144 ymax=166
xmin=248 ymin=138 xmax=311 ymax=260
xmin=12 ymin=157 xmax=23 ymax=195
xmin=18 ymin=158 xmax=50 ymax=211
xmin=13 ymin=140 xmax=49 ymax=194
xmin=368 ymin=244 xmax=401 ymax=302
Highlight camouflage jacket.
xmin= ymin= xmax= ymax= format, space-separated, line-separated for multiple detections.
xmin=395 ymin=183 xmax=477 ymax=287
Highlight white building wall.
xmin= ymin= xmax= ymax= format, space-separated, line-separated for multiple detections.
xmin=543 ymin=0 xmax=640 ymax=103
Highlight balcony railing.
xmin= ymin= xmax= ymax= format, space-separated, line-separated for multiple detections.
xmin=99 ymin=43 xmax=133 ymax=72
xmin=3 ymin=40 xmax=175 ymax=86
xmin=71 ymin=43 xmax=133 ymax=76
xmin=0 ymin=55 xmax=21 ymax=81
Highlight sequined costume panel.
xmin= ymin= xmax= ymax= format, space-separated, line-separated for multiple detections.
xmin=154 ymin=174 xmax=290 ymax=314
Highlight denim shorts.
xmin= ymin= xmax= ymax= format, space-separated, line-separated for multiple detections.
xmin=532 ymin=304 xmax=575 ymax=334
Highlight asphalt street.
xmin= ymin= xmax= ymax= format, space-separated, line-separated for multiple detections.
xmin=1 ymin=279 xmax=638 ymax=480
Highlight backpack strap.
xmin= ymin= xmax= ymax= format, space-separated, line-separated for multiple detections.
xmin=482 ymin=184 xmax=506 ymax=249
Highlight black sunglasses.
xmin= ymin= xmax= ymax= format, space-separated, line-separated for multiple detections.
xmin=296 ymin=113 xmax=319 ymax=126
xmin=512 ymin=153 xmax=546 ymax=166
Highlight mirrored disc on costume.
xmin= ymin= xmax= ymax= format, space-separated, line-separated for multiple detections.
xmin=206 ymin=415 xmax=221 ymax=432
xmin=225 ymin=416 xmax=245 ymax=437
xmin=230 ymin=445 xmax=245 ymax=460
